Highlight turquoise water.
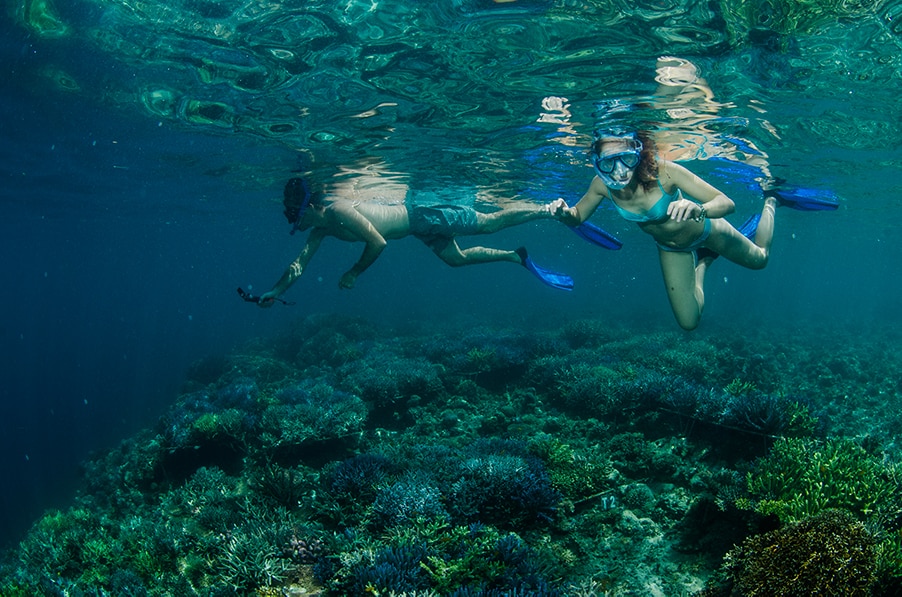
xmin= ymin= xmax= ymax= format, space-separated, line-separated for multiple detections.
xmin=2 ymin=0 xmax=902 ymax=588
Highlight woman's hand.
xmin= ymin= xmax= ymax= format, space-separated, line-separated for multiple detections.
xmin=668 ymin=199 xmax=706 ymax=223
xmin=546 ymin=198 xmax=571 ymax=219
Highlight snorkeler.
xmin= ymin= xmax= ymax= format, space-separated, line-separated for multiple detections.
xmin=550 ymin=129 xmax=837 ymax=330
xmin=253 ymin=177 xmax=574 ymax=306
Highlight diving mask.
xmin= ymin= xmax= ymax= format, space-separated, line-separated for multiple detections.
xmin=592 ymin=137 xmax=642 ymax=190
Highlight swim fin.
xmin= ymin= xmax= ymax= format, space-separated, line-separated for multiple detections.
xmin=570 ymin=221 xmax=623 ymax=250
xmin=695 ymin=213 xmax=760 ymax=263
xmin=765 ymin=187 xmax=839 ymax=211
xmin=737 ymin=213 xmax=761 ymax=238
xmin=516 ymin=247 xmax=574 ymax=291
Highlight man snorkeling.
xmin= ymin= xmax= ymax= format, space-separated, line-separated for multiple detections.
xmin=254 ymin=177 xmax=573 ymax=306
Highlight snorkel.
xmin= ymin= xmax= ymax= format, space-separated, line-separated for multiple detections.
xmin=283 ymin=177 xmax=313 ymax=235
xmin=592 ymin=131 xmax=643 ymax=190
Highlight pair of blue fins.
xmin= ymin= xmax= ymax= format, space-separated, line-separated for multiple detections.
xmin=520 ymin=185 xmax=840 ymax=291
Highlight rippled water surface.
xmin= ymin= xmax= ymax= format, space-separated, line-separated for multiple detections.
xmin=11 ymin=0 xmax=902 ymax=202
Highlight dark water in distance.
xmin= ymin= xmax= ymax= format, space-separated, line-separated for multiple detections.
xmin=2 ymin=0 xmax=901 ymax=546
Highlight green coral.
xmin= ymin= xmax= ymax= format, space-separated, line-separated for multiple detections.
xmin=784 ymin=402 xmax=819 ymax=437
xmin=530 ymin=438 xmax=612 ymax=501
xmin=418 ymin=524 xmax=511 ymax=593
xmin=724 ymin=510 xmax=877 ymax=596
xmin=724 ymin=378 xmax=756 ymax=397
xmin=875 ymin=528 xmax=902 ymax=586
xmin=191 ymin=408 xmax=244 ymax=441
xmin=554 ymin=363 xmax=621 ymax=415
xmin=744 ymin=437 xmax=897 ymax=524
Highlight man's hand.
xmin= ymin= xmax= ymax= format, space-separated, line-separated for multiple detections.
xmin=339 ymin=271 xmax=357 ymax=290
xmin=547 ymin=198 xmax=571 ymax=219
xmin=257 ymin=291 xmax=278 ymax=308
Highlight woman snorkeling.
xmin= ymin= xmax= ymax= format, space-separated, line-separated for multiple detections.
xmin=551 ymin=129 xmax=834 ymax=330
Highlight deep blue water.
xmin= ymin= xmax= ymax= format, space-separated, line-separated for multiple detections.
xmin=2 ymin=0 xmax=902 ymax=548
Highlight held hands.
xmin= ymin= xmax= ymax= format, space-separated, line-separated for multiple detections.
xmin=668 ymin=199 xmax=706 ymax=223
xmin=546 ymin=198 xmax=570 ymax=219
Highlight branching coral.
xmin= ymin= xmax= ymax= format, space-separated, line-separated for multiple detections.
xmin=724 ymin=510 xmax=877 ymax=596
xmin=373 ymin=475 xmax=450 ymax=529
xmin=744 ymin=437 xmax=898 ymax=524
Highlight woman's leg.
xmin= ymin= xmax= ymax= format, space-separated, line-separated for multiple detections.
xmin=661 ymin=197 xmax=777 ymax=330
xmin=704 ymin=196 xmax=777 ymax=269
xmin=659 ymin=249 xmax=704 ymax=330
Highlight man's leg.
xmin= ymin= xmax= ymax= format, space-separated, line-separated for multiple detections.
xmin=435 ymin=239 xmax=521 ymax=266
xmin=474 ymin=206 xmax=551 ymax=235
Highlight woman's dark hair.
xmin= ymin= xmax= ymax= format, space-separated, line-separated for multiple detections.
xmin=592 ymin=129 xmax=659 ymax=192
xmin=634 ymin=130 xmax=659 ymax=191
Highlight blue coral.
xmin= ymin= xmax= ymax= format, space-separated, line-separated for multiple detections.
xmin=447 ymin=453 xmax=561 ymax=527
xmin=343 ymin=543 xmax=432 ymax=594
xmin=328 ymin=453 xmax=394 ymax=500
xmin=373 ymin=475 xmax=450 ymax=528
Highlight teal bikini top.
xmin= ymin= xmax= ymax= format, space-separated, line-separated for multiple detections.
xmin=611 ymin=180 xmax=680 ymax=223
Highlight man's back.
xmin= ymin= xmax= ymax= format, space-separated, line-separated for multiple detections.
xmin=325 ymin=199 xmax=410 ymax=241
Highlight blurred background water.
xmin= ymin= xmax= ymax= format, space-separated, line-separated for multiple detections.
xmin=2 ymin=0 xmax=901 ymax=547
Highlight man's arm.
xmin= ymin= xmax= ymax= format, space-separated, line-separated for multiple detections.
xmin=329 ymin=202 xmax=388 ymax=289
xmin=258 ymin=228 xmax=326 ymax=307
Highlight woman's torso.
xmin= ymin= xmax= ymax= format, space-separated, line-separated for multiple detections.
xmin=608 ymin=176 xmax=707 ymax=249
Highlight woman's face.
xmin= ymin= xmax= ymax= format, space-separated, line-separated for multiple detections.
xmin=593 ymin=137 xmax=642 ymax=190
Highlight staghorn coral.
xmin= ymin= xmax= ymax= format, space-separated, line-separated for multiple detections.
xmin=743 ymin=437 xmax=898 ymax=524
xmin=447 ymin=453 xmax=561 ymax=528
xmin=373 ymin=474 xmax=450 ymax=529
xmin=249 ymin=461 xmax=311 ymax=509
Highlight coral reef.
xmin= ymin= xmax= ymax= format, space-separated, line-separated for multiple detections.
xmin=2 ymin=315 xmax=902 ymax=595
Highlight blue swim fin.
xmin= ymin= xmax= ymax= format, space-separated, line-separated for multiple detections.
xmin=766 ymin=187 xmax=839 ymax=211
xmin=516 ymin=247 xmax=574 ymax=291
xmin=570 ymin=221 xmax=623 ymax=250
xmin=737 ymin=213 xmax=761 ymax=238
xmin=695 ymin=214 xmax=761 ymax=263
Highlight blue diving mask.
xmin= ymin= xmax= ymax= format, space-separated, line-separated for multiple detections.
xmin=592 ymin=136 xmax=642 ymax=190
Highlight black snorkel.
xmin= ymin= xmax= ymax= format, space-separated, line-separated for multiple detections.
xmin=286 ymin=177 xmax=313 ymax=236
